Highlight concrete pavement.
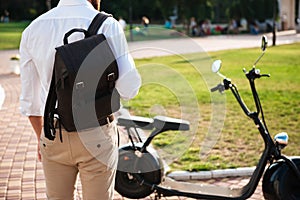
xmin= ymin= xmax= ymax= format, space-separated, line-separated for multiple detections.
xmin=0 ymin=31 xmax=299 ymax=199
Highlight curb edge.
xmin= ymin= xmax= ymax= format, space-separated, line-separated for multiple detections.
xmin=167 ymin=167 xmax=256 ymax=181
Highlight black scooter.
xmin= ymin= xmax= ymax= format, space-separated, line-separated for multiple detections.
xmin=115 ymin=36 xmax=300 ymax=199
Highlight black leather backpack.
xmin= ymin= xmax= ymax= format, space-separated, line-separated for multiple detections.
xmin=44 ymin=13 xmax=120 ymax=141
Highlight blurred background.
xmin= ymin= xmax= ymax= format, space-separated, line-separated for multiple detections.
xmin=0 ymin=0 xmax=299 ymax=33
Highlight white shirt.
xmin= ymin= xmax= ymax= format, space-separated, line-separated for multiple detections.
xmin=19 ymin=0 xmax=141 ymax=116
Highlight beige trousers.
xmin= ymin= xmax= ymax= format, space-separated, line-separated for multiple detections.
xmin=40 ymin=121 xmax=119 ymax=200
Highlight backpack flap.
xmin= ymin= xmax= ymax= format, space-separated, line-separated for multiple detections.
xmin=55 ymin=33 xmax=107 ymax=81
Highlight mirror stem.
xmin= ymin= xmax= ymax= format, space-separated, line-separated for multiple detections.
xmin=217 ymin=72 xmax=226 ymax=79
xmin=253 ymin=52 xmax=265 ymax=67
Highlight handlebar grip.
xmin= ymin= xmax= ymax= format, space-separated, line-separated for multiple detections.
xmin=261 ymin=74 xmax=271 ymax=77
xmin=211 ymin=85 xmax=220 ymax=92
xmin=211 ymin=83 xmax=224 ymax=93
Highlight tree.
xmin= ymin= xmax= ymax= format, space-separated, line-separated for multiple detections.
xmin=0 ymin=0 xmax=279 ymax=24
xmin=0 ymin=0 xmax=48 ymax=20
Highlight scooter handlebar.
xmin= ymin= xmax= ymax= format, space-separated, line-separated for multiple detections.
xmin=210 ymin=83 xmax=225 ymax=93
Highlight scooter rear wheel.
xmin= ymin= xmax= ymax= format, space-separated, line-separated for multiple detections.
xmin=115 ymin=146 xmax=163 ymax=199
xmin=263 ymin=158 xmax=300 ymax=200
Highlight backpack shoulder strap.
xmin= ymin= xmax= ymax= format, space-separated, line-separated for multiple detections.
xmin=43 ymin=67 xmax=57 ymax=141
xmin=88 ymin=12 xmax=111 ymax=35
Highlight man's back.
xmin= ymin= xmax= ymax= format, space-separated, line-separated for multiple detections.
xmin=20 ymin=0 xmax=140 ymax=117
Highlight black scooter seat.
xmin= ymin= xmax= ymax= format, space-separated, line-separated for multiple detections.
xmin=117 ymin=115 xmax=154 ymax=130
xmin=153 ymin=116 xmax=190 ymax=131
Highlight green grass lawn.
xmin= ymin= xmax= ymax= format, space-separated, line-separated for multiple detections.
xmin=125 ymin=43 xmax=300 ymax=171
xmin=0 ymin=22 xmax=184 ymax=49
xmin=1 ymin=22 xmax=299 ymax=171
xmin=0 ymin=22 xmax=30 ymax=50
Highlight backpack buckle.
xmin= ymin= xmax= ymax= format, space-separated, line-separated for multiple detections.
xmin=107 ymin=73 xmax=115 ymax=81
xmin=75 ymin=81 xmax=85 ymax=89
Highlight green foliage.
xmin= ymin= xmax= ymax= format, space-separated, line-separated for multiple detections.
xmin=0 ymin=0 xmax=277 ymax=23
xmin=0 ymin=0 xmax=47 ymax=20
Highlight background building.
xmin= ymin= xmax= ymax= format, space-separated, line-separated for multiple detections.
xmin=279 ymin=0 xmax=297 ymax=30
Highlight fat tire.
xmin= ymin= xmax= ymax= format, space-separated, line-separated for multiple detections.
xmin=263 ymin=159 xmax=300 ymax=200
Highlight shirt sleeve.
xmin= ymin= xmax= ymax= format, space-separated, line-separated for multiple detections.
xmin=101 ymin=18 xmax=141 ymax=100
xmin=19 ymin=29 xmax=43 ymax=116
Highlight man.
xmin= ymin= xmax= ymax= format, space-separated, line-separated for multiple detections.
xmin=19 ymin=0 xmax=141 ymax=199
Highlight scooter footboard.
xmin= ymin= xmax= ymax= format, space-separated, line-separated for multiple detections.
xmin=159 ymin=177 xmax=243 ymax=198
xmin=262 ymin=156 xmax=300 ymax=200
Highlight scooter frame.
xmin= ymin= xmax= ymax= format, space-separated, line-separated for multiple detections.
xmin=115 ymin=36 xmax=300 ymax=199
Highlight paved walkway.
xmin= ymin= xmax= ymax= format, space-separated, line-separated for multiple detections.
xmin=0 ymin=31 xmax=299 ymax=199
xmin=128 ymin=30 xmax=300 ymax=59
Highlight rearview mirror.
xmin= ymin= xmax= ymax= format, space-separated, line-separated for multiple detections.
xmin=253 ymin=36 xmax=268 ymax=67
xmin=212 ymin=60 xmax=222 ymax=73
xmin=261 ymin=35 xmax=268 ymax=51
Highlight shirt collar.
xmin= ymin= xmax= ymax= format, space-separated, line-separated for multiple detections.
xmin=57 ymin=0 xmax=90 ymax=7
